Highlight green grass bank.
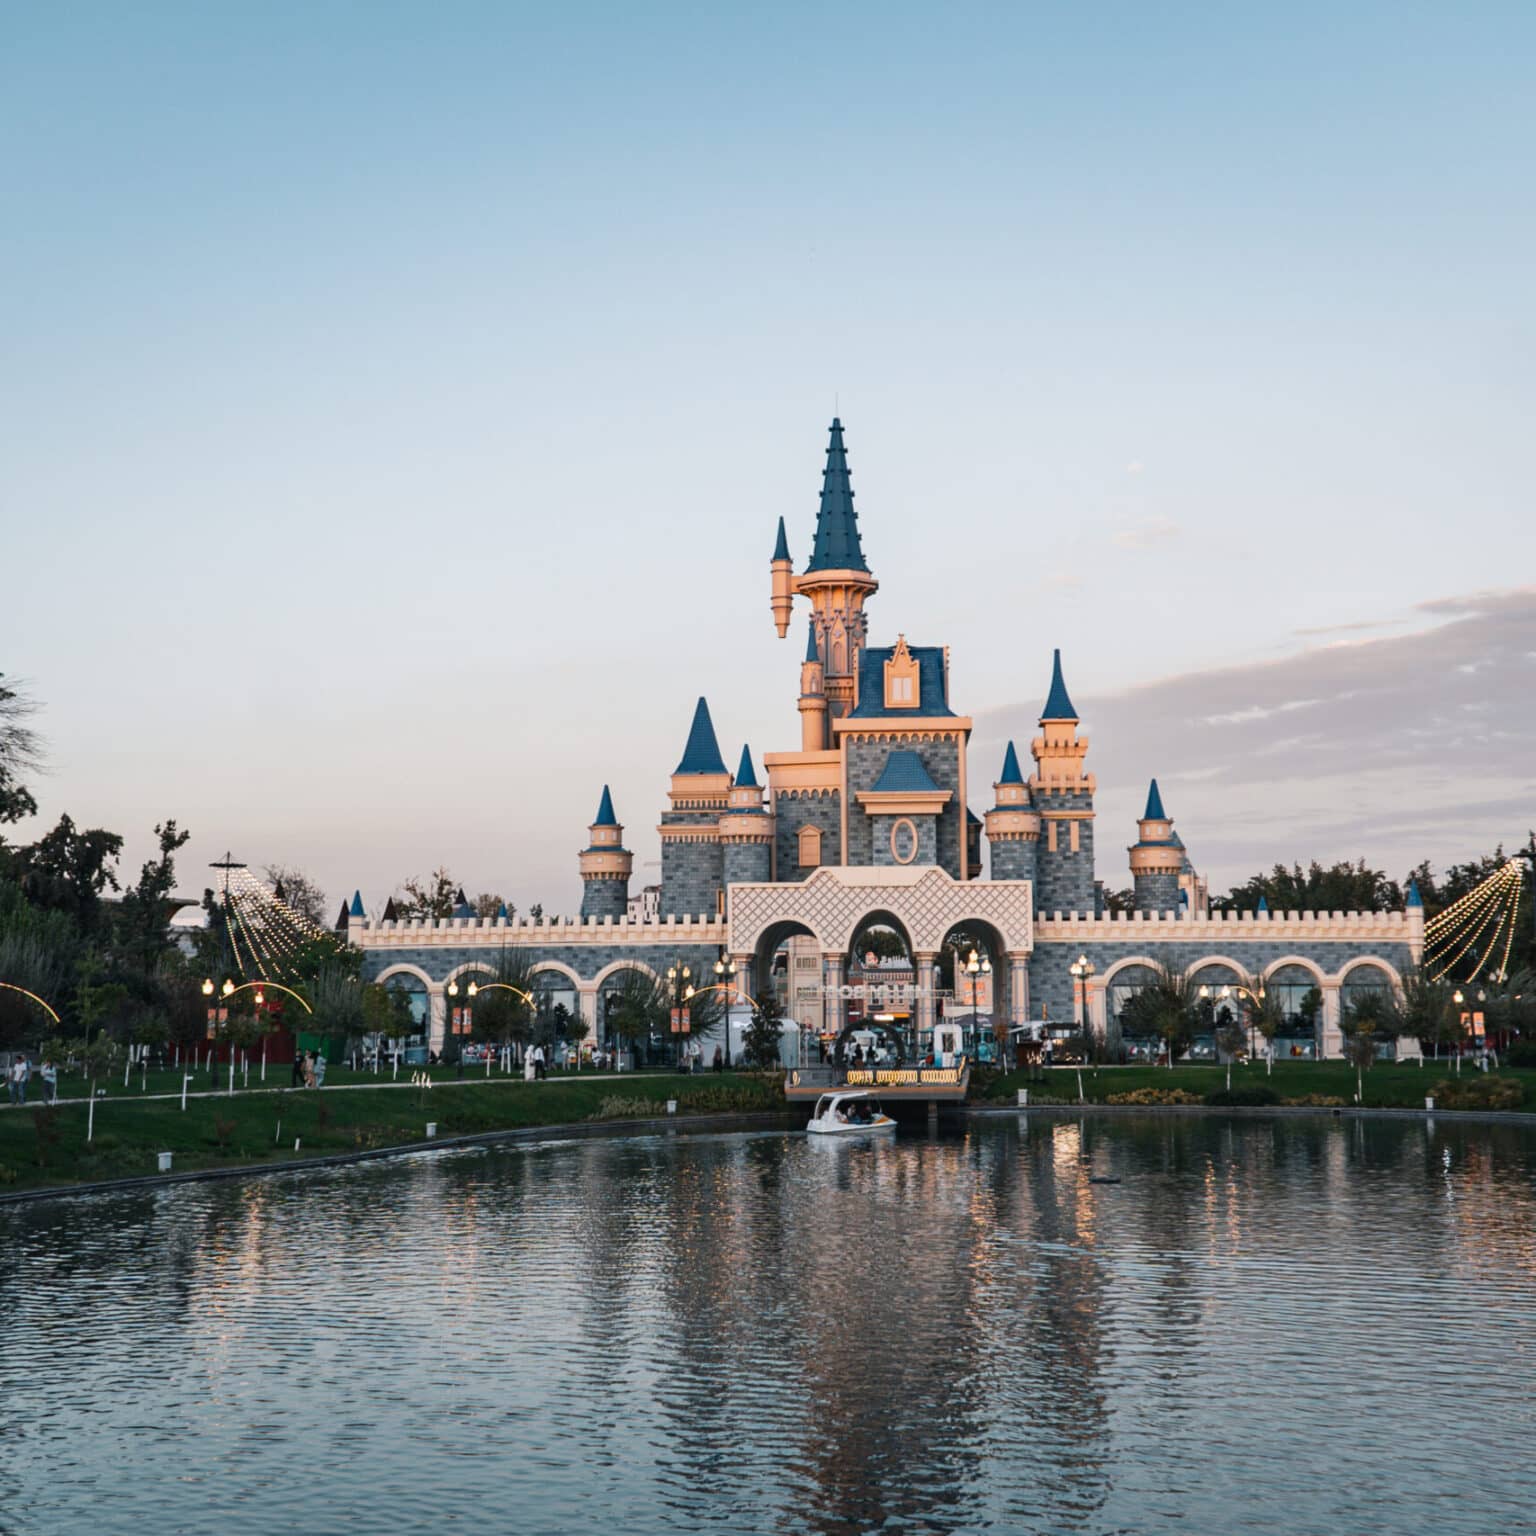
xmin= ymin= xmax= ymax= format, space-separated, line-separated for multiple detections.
xmin=0 ymin=1072 xmax=786 ymax=1195
xmin=980 ymin=1059 xmax=1536 ymax=1112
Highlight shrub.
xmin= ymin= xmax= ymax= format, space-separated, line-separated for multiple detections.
xmin=591 ymin=1096 xmax=661 ymax=1120
xmin=1281 ymin=1094 xmax=1348 ymax=1107
xmin=1106 ymin=1087 xmax=1202 ymax=1106
xmin=1505 ymin=1041 xmax=1536 ymax=1069
xmin=1204 ymin=1085 xmax=1281 ymax=1107
xmin=1431 ymin=1077 xmax=1525 ymax=1111
xmin=0 ymin=1164 xmax=16 ymax=1185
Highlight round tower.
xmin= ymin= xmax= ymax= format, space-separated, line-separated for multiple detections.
xmin=984 ymin=740 xmax=1040 ymax=885
xmin=579 ymin=785 xmax=633 ymax=920
xmin=769 ymin=517 xmax=794 ymax=637
xmin=720 ymin=744 xmax=773 ymax=894
xmin=1128 ymin=779 xmax=1182 ymax=915
xmin=1029 ymin=649 xmax=1097 ymax=914
xmin=797 ymin=622 xmax=828 ymax=752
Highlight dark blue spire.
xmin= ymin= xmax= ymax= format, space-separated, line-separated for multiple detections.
xmin=805 ymin=418 xmax=870 ymax=573
xmin=496 ymin=900 xmax=508 ymax=920
xmin=772 ymin=516 xmax=790 ymax=562
xmin=1406 ymin=879 xmax=1423 ymax=909
xmin=735 ymin=744 xmax=759 ymax=788
xmin=999 ymin=740 xmax=1025 ymax=785
xmin=1256 ymin=894 xmax=1269 ymax=913
xmin=804 ymin=622 xmax=819 ymax=664
xmin=1040 ymin=648 xmax=1078 ymax=721
xmin=593 ymin=785 xmax=617 ymax=826
xmin=348 ymin=890 xmax=365 ymax=919
xmin=674 ymin=696 xmax=728 ymax=775
xmin=1143 ymin=778 xmax=1167 ymax=820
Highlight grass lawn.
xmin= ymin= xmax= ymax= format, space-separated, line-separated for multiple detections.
xmin=982 ymin=1058 xmax=1536 ymax=1111
xmin=0 ymin=1071 xmax=786 ymax=1195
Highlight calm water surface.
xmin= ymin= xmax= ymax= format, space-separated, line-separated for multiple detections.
xmin=3 ymin=1113 xmax=1535 ymax=1536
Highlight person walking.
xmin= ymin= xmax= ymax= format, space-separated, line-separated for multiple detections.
xmin=8 ymin=1054 xmax=28 ymax=1106
xmin=39 ymin=1056 xmax=57 ymax=1104
xmin=712 ymin=1044 xmax=724 ymax=1074
xmin=291 ymin=1050 xmax=304 ymax=1088
xmin=313 ymin=1054 xmax=327 ymax=1088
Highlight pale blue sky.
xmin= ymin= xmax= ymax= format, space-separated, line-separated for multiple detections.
xmin=4 ymin=2 xmax=1533 ymax=911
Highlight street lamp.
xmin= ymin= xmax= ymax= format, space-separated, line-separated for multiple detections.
xmin=666 ymin=963 xmax=692 ymax=1069
xmin=1069 ymin=954 xmax=1096 ymax=1061
xmin=965 ymin=948 xmax=991 ymax=1054
xmin=714 ymin=957 xmax=738 ymax=1063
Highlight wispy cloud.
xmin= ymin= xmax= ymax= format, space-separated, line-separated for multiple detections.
xmin=975 ymin=587 xmax=1536 ymax=889
xmin=1111 ymin=515 xmax=1180 ymax=550
xmin=1293 ymin=618 xmax=1407 ymax=637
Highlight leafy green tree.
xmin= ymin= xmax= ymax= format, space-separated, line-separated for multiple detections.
xmin=262 ymin=863 xmax=329 ymax=929
xmin=114 ymin=821 xmax=190 ymax=984
xmin=1219 ymin=859 xmax=1402 ymax=915
xmin=605 ymin=970 xmax=667 ymax=1059
xmin=1391 ymin=966 xmax=1459 ymax=1059
xmin=1244 ymin=984 xmax=1287 ymax=1074
xmin=1117 ymin=966 xmax=1196 ymax=1067
xmin=0 ymin=673 xmax=43 ymax=827
xmin=744 ymin=989 xmax=785 ymax=1071
xmin=1341 ymin=993 xmax=1386 ymax=1099
xmin=393 ymin=868 xmax=459 ymax=920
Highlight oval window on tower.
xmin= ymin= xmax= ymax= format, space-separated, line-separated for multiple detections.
xmin=890 ymin=818 xmax=919 ymax=865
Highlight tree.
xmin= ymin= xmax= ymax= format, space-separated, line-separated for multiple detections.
xmin=1340 ymin=993 xmax=1385 ymax=1100
xmin=0 ymin=673 xmax=43 ymax=827
xmin=310 ymin=963 xmax=366 ymax=1054
xmin=263 ymin=863 xmax=329 ymax=929
xmin=472 ymin=892 xmax=506 ymax=919
xmin=1391 ymin=966 xmax=1459 ymax=1059
xmin=115 ymin=820 xmax=190 ymax=983
xmin=744 ymin=989 xmax=785 ymax=1071
xmin=1218 ymin=859 xmax=1402 ymax=915
xmin=1244 ymin=985 xmax=1287 ymax=1075
xmin=606 ymin=970 xmax=667 ymax=1058
xmin=1117 ymin=966 xmax=1196 ymax=1067
xmin=393 ymin=868 xmax=458 ymax=921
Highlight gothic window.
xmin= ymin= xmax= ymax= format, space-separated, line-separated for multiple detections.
xmin=884 ymin=634 xmax=920 ymax=709
xmin=798 ymin=825 xmax=823 ymax=868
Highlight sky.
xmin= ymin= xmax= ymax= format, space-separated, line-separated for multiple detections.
xmin=3 ymin=2 xmax=1533 ymax=916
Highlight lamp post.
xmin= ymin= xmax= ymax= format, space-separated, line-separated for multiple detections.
xmin=1069 ymin=954 xmax=1096 ymax=1062
xmin=714 ymin=956 xmax=738 ymax=1064
xmin=666 ymin=963 xmax=692 ymax=1070
xmin=965 ymin=948 xmax=991 ymax=1057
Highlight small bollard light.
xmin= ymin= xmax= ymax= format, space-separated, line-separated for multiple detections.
xmin=1425 ymin=1096 xmax=1435 ymax=1112
xmin=157 ymin=1151 xmax=173 ymax=1173
xmin=666 ymin=1099 xmax=677 ymax=1115
xmin=426 ymin=1122 xmax=437 ymax=1138
xmin=1017 ymin=1088 xmax=1029 ymax=1107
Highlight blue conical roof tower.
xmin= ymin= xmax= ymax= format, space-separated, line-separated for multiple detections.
xmin=734 ymin=745 xmax=759 ymax=789
xmin=1040 ymin=649 xmax=1078 ymax=721
xmin=772 ymin=516 xmax=791 ymax=562
xmin=593 ymin=785 xmax=618 ymax=826
xmin=674 ymin=697 xmax=728 ymax=775
xmin=999 ymin=740 xmax=1026 ymax=786
xmin=1143 ymin=779 xmax=1167 ymax=820
xmin=805 ymin=621 xmax=820 ymax=663
xmin=1406 ymin=879 xmax=1422 ymax=909
xmin=805 ymin=418 xmax=869 ymax=573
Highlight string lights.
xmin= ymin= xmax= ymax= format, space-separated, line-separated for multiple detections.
xmin=1424 ymin=860 xmax=1525 ymax=983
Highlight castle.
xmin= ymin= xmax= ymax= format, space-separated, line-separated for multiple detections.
xmin=350 ymin=420 xmax=1420 ymax=1061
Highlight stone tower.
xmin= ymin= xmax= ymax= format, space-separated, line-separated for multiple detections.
xmin=769 ymin=418 xmax=878 ymax=723
xmin=985 ymin=741 xmax=1040 ymax=886
xmin=579 ymin=786 xmax=633 ymax=920
xmin=660 ymin=697 xmax=730 ymax=918
xmin=797 ymin=621 xmax=828 ymax=752
xmin=1029 ymin=650 xmax=1096 ymax=913
xmin=1128 ymin=779 xmax=1182 ymax=915
xmin=720 ymin=744 xmax=773 ymax=891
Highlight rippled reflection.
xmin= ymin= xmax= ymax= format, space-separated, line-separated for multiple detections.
xmin=3 ymin=1115 xmax=1535 ymax=1535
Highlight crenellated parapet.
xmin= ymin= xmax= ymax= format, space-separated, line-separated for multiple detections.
xmin=352 ymin=911 xmax=728 ymax=949
xmin=1033 ymin=906 xmax=1423 ymax=946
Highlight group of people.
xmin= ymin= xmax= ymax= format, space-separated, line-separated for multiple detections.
xmin=522 ymin=1043 xmax=548 ymax=1081
xmin=6 ymin=1054 xmax=58 ymax=1106
xmin=289 ymin=1051 xmax=327 ymax=1089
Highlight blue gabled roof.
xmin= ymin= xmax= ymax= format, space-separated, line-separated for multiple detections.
xmin=848 ymin=644 xmax=954 ymax=718
xmin=805 ymin=418 xmax=870 ymax=574
xmin=999 ymin=740 xmax=1025 ymax=785
xmin=1040 ymin=648 xmax=1078 ymax=721
xmin=348 ymin=890 xmax=365 ymax=919
xmin=772 ymin=516 xmax=790 ymax=562
xmin=869 ymin=750 xmax=941 ymax=795
xmin=804 ymin=622 xmax=819 ymax=664
xmin=593 ymin=785 xmax=617 ymax=826
xmin=1143 ymin=778 xmax=1167 ymax=820
xmin=674 ymin=697 xmax=728 ymax=775
xmin=735 ymin=744 xmax=759 ymax=788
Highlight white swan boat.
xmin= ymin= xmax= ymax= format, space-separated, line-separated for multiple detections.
xmin=806 ymin=1089 xmax=897 ymax=1137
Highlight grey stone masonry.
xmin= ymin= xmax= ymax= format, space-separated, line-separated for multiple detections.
xmin=989 ymin=837 xmax=1036 ymax=884
xmin=773 ymin=790 xmax=841 ymax=881
xmin=580 ymin=876 xmax=629 ymax=921
xmin=362 ymin=939 xmax=722 ymax=987
xmin=845 ymin=734 xmax=964 ymax=876
xmin=662 ymin=837 xmax=723 ymax=920
xmin=723 ymin=837 xmax=771 ymax=890
xmin=1133 ymin=870 xmax=1180 ymax=915
xmin=1034 ymin=790 xmax=1095 ymax=914
xmin=870 ymin=812 xmax=938 ymax=866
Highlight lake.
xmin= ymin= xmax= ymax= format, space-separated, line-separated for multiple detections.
xmin=3 ymin=1112 xmax=1534 ymax=1535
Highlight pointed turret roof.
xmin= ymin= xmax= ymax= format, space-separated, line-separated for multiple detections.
xmin=1257 ymin=894 xmax=1269 ymax=913
xmin=1406 ymin=879 xmax=1423 ymax=909
xmin=455 ymin=887 xmax=468 ymax=906
xmin=999 ymin=741 xmax=1025 ymax=785
xmin=804 ymin=622 xmax=819 ymax=664
xmin=805 ymin=418 xmax=870 ymax=574
xmin=349 ymin=890 xmax=365 ymax=919
xmin=1143 ymin=779 xmax=1167 ymax=820
xmin=451 ymin=897 xmax=475 ymax=920
xmin=1040 ymin=649 xmax=1078 ymax=721
xmin=674 ymin=696 xmax=728 ymax=775
xmin=382 ymin=896 xmax=399 ymax=922
xmin=593 ymin=785 xmax=617 ymax=826
xmin=333 ymin=900 xmax=350 ymax=930
xmin=735 ymin=744 xmax=759 ymax=788
xmin=772 ymin=516 xmax=790 ymax=562
xmin=496 ymin=900 xmax=508 ymax=919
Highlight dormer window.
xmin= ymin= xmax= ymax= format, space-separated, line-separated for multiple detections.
xmin=883 ymin=634 xmax=920 ymax=710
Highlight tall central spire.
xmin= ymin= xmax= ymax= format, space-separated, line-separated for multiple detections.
xmin=805 ymin=418 xmax=869 ymax=574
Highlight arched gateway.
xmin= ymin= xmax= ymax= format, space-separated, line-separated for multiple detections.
xmin=727 ymin=865 xmax=1035 ymax=1042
